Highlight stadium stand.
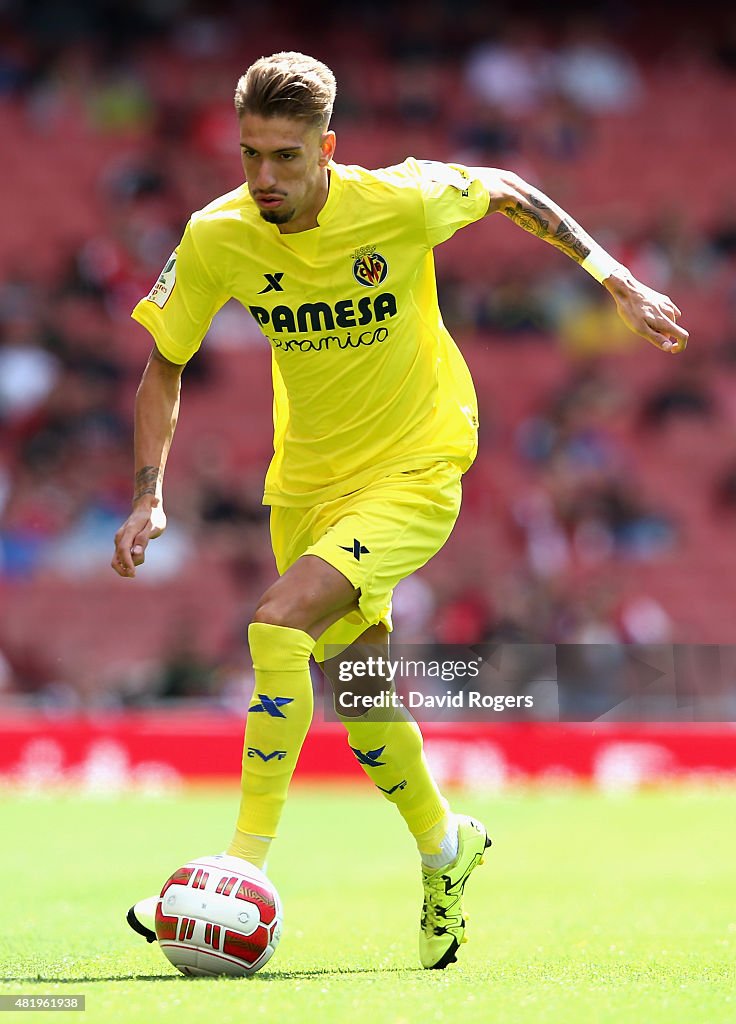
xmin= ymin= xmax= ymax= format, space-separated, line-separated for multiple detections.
xmin=2 ymin=2 xmax=735 ymax=702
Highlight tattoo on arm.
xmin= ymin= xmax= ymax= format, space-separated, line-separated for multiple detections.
xmin=134 ymin=466 xmax=160 ymax=501
xmin=529 ymin=194 xmax=554 ymax=214
xmin=503 ymin=202 xmax=549 ymax=237
xmin=553 ymin=219 xmax=591 ymax=262
xmin=501 ymin=186 xmax=593 ymax=264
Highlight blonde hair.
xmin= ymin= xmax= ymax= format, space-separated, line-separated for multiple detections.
xmin=234 ymin=52 xmax=336 ymax=127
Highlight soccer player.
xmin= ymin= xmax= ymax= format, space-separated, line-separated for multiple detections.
xmin=113 ymin=52 xmax=688 ymax=969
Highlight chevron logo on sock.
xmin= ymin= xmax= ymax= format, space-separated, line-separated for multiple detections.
xmin=249 ymin=694 xmax=294 ymax=718
xmin=376 ymin=779 xmax=407 ymax=794
xmin=247 ymin=747 xmax=288 ymax=761
xmin=350 ymin=745 xmax=387 ymax=767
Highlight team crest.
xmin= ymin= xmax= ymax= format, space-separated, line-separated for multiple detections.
xmin=352 ymin=250 xmax=388 ymax=288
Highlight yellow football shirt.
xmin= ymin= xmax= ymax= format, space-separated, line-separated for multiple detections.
xmin=131 ymin=158 xmax=490 ymax=506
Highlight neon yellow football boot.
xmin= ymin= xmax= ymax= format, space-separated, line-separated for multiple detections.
xmin=419 ymin=815 xmax=491 ymax=969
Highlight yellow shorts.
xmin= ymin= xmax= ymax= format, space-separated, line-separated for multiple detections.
xmin=269 ymin=461 xmax=463 ymax=661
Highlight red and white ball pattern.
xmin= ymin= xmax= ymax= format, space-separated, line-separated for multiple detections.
xmin=154 ymin=854 xmax=282 ymax=977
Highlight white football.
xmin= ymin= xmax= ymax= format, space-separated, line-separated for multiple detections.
xmin=154 ymin=854 xmax=282 ymax=977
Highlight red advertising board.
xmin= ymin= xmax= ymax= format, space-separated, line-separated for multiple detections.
xmin=1 ymin=713 xmax=735 ymax=791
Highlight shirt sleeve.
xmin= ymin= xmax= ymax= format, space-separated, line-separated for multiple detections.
xmin=131 ymin=219 xmax=229 ymax=364
xmin=406 ymin=158 xmax=491 ymax=249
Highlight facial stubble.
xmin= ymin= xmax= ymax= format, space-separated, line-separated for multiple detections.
xmin=259 ymin=208 xmax=296 ymax=225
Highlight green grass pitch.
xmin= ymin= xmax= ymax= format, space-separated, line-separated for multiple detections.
xmin=1 ymin=784 xmax=734 ymax=1024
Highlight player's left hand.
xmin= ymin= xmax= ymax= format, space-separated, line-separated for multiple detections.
xmin=604 ymin=271 xmax=689 ymax=354
xmin=111 ymin=499 xmax=167 ymax=578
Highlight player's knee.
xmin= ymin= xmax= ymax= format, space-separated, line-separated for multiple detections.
xmin=252 ymin=560 xmax=359 ymax=634
xmin=252 ymin=600 xmax=298 ymax=630
xmin=252 ymin=587 xmax=311 ymax=632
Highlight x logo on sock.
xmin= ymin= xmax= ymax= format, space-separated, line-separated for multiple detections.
xmin=351 ymin=745 xmax=387 ymax=767
xmin=249 ymin=694 xmax=294 ymax=718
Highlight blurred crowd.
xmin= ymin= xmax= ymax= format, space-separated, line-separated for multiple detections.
xmin=2 ymin=0 xmax=736 ymax=707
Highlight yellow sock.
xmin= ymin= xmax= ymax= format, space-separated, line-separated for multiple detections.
xmin=227 ymin=623 xmax=315 ymax=858
xmin=228 ymin=831 xmax=271 ymax=870
xmin=414 ymin=814 xmax=455 ymax=855
xmin=339 ymin=702 xmax=448 ymax=839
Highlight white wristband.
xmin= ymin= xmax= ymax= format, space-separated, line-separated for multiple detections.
xmin=581 ymin=244 xmax=624 ymax=284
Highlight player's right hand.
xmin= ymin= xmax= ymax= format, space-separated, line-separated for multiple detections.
xmin=605 ymin=272 xmax=689 ymax=354
xmin=111 ymin=500 xmax=167 ymax=578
